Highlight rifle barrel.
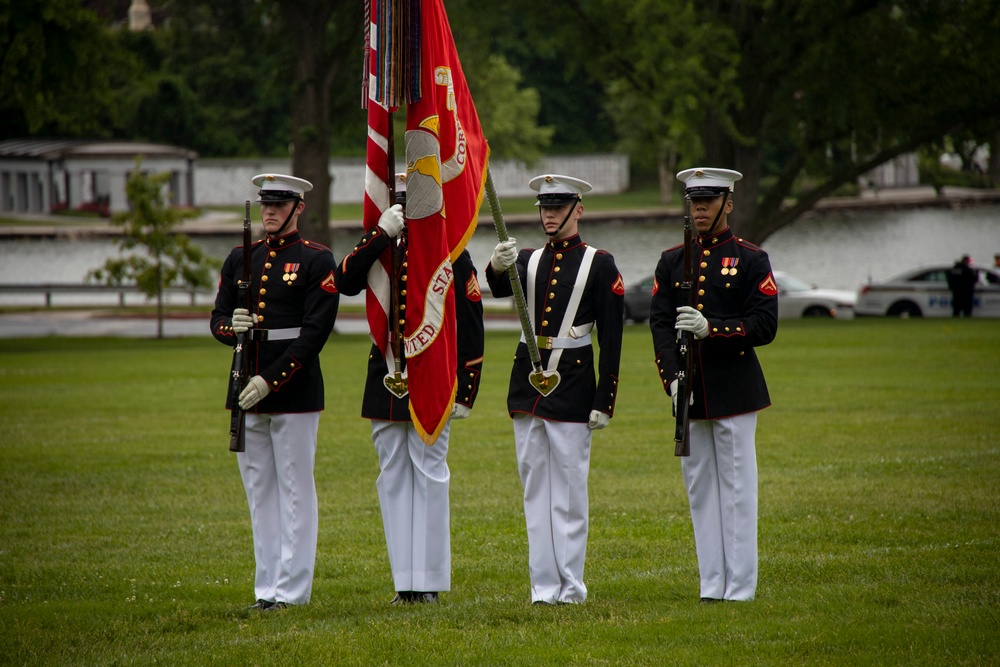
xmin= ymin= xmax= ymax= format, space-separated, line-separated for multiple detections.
xmin=674 ymin=197 xmax=695 ymax=457
xmin=228 ymin=202 xmax=253 ymax=453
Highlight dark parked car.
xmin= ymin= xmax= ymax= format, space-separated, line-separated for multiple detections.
xmin=623 ymin=275 xmax=656 ymax=323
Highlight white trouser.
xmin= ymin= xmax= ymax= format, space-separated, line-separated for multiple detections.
xmin=371 ymin=420 xmax=452 ymax=593
xmin=513 ymin=414 xmax=592 ymax=604
xmin=682 ymin=413 xmax=758 ymax=601
xmin=238 ymin=412 xmax=320 ymax=606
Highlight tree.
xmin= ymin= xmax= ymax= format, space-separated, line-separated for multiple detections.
xmin=464 ymin=55 xmax=554 ymax=165
xmin=88 ymin=160 xmax=217 ymax=338
xmin=528 ymin=0 xmax=1000 ymax=244
xmin=118 ymin=0 xmax=294 ymax=157
xmin=445 ymin=0 xmax=610 ymax=156
xmin=0 ymin=0 xmax=135 ymax=138
xmin=273 ymin=0 xmax=365 ymax=248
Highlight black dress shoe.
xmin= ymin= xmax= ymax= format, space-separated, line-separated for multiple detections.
xmin=700 ymin=597 xmax=723 ymax=604
xmin=264 ymin=601 xmax=288 ymax=611
xmin=413 ymin=592 xmax=439 ymax=604
xmin=391 ymin=591 xmax=414 ymax=605
xmin=248 ymin=599 xmax=275 ymax=610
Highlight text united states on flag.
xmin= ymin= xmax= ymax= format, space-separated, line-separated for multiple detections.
xmin=402 ymin=0 xmax=489 ymax=443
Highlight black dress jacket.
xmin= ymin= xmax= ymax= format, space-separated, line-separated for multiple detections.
xmin=649 ymin=226 xmax=778 ymax=419
xmin=334 ymin=226 xmax=485 ymax=421
xmin=486 ymin=233 xmax=624 ymax=423
xmin=211 ymin=230 xmax=340 ymax=413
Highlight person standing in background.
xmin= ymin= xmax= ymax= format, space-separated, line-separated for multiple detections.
xmin=946 ymin=255 xmax=977 ymax=317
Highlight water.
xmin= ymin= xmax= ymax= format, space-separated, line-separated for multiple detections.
xmin=1 ymin=206 xmax=998 ymax=305
xmin=466 ymin=206 xmax=1000 ymax=291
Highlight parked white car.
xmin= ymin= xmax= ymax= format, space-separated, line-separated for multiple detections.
xmin=773 ymin=271 xmax=856 ymax=319
xmin=855 ymin=265 xmax=1000 ymax=317
xmin=622 ymin=270 xmax=855 ymax=322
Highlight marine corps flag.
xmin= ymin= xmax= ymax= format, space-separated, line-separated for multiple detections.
xmin=404 ymin=0 xmax=489 ymax=443
xmin=363 ymin=0 xmax=489 ymax=444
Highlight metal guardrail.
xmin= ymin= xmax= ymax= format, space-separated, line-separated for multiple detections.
xmin=0 ymin=283 xmax=213 ymax=307
xmin=0 ymin=283 xmax=520 ymax=313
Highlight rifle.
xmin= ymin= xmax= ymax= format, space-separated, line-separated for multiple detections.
xmin=228 ymin=201 xmax=253 ymax=453
xmin=674 ymin=196 xmax=696 ymax=457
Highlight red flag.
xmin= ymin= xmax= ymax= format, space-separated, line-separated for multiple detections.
xmin=403 ymin=0 xmax=489 ymax=443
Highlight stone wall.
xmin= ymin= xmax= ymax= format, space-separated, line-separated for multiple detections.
xmin=194 ymin=154 xmax=630 ymax=206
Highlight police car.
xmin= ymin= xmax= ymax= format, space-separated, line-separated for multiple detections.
xmin=855 ymin=264 xmax=1000 ymax=317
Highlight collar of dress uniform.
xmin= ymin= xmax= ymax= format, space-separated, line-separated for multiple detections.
xmin=265 ymin=230 xmax=301 ymax=249
xmin=697 ymin=226 xmax=733 ymax=248
xmin=546 ymin=233 xmax=584 ymax=251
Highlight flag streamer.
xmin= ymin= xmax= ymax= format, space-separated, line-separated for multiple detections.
xmin=363 ymin=0 xmax=422 ymax=110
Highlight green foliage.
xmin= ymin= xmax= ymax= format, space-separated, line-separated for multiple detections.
xmin=0 ymin=320 xmax=998 ymax=664
xmin=467 ymin=55 xmax=553 ymax=164
xmin=88 ymin=160 xmax=216 ymax=336
xmin=450 ymin=0 xmax=619 ymax=154
xmin=120 ymin=0 xmax=294 ymax=157
xmin=5 ymin=0 xmax=998 ymax=244
xmin=506 ymin=0 xmax=1000 ymax=243
xmin=0 ymin=0 xmax=136 ymax=137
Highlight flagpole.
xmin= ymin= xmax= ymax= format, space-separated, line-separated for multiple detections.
xmin=484 ymin=168 xmax=560 ymax=396
xmin=383 ymin=113 xmax=408 ymax=398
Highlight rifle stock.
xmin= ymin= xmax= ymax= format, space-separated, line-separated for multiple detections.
xmin=674 ymin=197 xmax=696 ymax=457
xmin=228 ymin=201 xmax=253 ymax=453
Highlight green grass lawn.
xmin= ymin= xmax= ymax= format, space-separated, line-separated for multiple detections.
xmin=1 ymin=319 xmax=997 ymax=665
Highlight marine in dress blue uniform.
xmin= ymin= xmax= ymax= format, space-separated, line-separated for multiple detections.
xmin=486 ymin=174 xmax=624 ymax=605
xmin=649 ymin=167 xmax=778 ymax=602
xmin=333 ymin=174 xmax=485 ymax=604
xmin=210 ymin=174 xmax=339 ymax=610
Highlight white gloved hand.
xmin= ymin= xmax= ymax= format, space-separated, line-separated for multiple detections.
xmin=451 ymin=403 xmax=471 ymax=420
xmin=377 ymin=203 xmax=405 ymax=238
xmin=669 ymin=378 xmax=693 ymax=416
xmin=232 ymin=308 xmax=255 ymax=334
xmin=588 ymin=410 xmax=610 ymax=430
xmin=490 ymin=239 xmax=518 ymax=272
xmin=675 ymin=305 xmax=710 ymax=339
xmin=238 ymin=375 xmax=271 ymax=410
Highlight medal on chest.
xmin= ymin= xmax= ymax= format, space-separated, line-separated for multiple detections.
xmin=721 ymin=257 xmax=739 ymax=276
xmin=283 ymin=263 xmax=300 ymax=285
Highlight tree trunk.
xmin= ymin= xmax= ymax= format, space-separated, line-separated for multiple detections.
xmin=156 ymin=261 xmax=164 ymax=339
xmin=989 ymin=129 xmax=1000 ymax=188
xmin=288 ymin=4 xmax=336 ymax=249
xmin=656 ymin=147 xmax=678 ymax=205
xmin=699 ymin=112 xmax=766 ymax=244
